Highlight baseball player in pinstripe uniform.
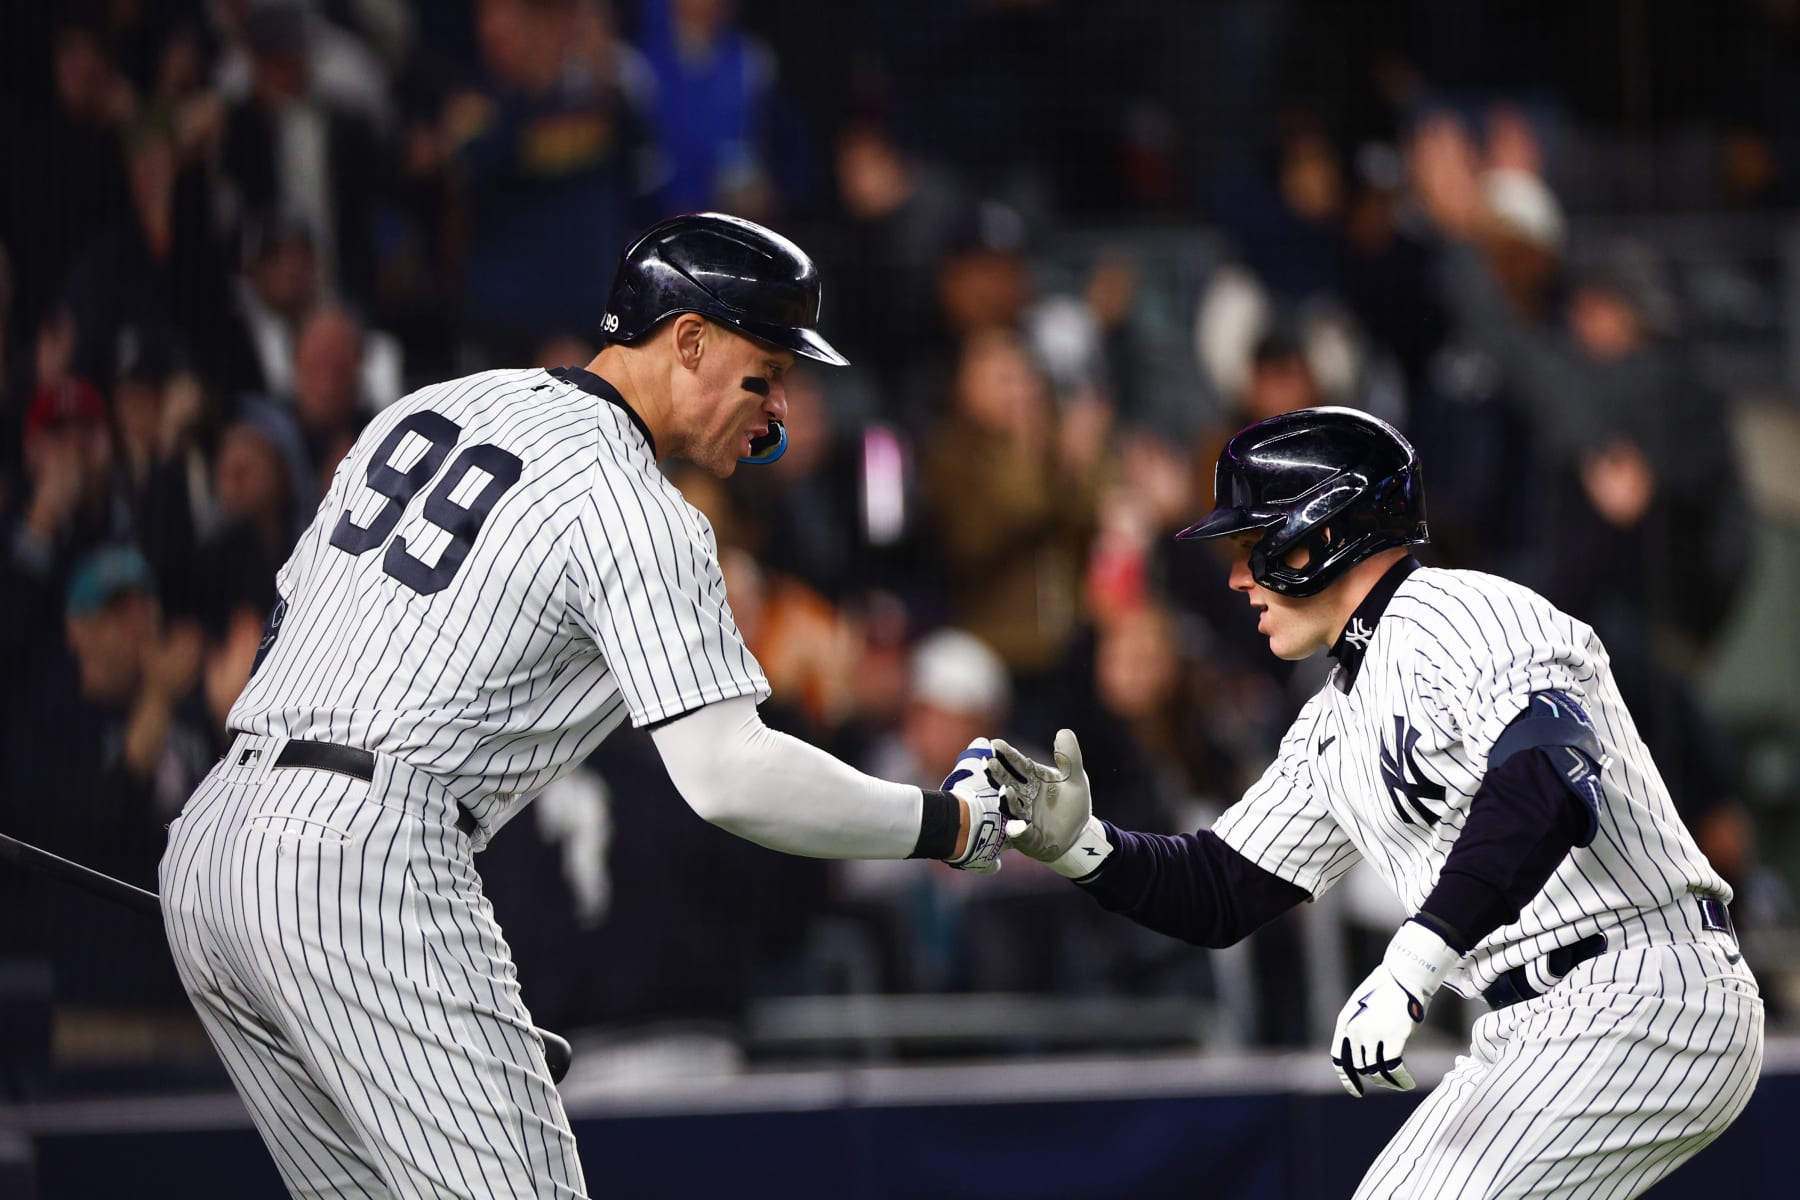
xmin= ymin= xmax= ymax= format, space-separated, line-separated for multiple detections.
xmin=992 ymin=407 xmax=1763 ymax=1198
xmin=157 ymin=213 xmax=1008 ymax=1198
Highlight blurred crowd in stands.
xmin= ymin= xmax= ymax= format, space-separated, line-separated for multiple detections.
xmin=3 ymin=0 xmax=1799 ymax=1079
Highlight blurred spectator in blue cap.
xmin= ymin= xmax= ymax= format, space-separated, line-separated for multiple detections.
xmin=0 ymin=540 xmax=198 ymax=1010
xmin=64 ymin=544 xmax=199 ymax=745
xmin=61 ymin=541 xmax=215 ymax=809
xmin=64 ymin=541 xmax=156 ymax=618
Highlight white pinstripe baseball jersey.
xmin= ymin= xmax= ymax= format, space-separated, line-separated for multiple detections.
xmin=165 ymin=365 xmax=777 ymax=1198
xmin=229 ymin=366 xmax=769 ymax=843
xmin=1215 ymin=563 xmax=1732 ymax=1000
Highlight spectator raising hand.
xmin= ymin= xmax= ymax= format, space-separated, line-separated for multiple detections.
xmin=1408 ymin=115 xmax=1486 ymax=239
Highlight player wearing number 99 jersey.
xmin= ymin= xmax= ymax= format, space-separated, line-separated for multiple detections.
xmin=158 ymin=214 xmax=1010 ymax=1199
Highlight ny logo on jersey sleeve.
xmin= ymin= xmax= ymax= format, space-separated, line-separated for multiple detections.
xmin=1379 ymin=716 xmax=1445 ymax=826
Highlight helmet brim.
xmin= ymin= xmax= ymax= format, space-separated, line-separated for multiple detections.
xmin=742 ymin=320 xmax=850 ymax=367
xmin=1176 ymin=506 xmax=1285 ymax=542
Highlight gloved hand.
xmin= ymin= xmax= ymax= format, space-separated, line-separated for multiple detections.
xmin=989 ymin=730 xmax=1111 ymax=878
xmin=941 ymin=738 xmax=1006 ymax=874
xmin=1331 ymin=918 xmax=1461 ymax=1097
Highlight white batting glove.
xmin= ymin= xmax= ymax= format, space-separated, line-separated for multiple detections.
xmin=1331 ymin=919 xmax=1460 ymax=1097
xmin=989 ymin=731 xmax=1098 ymax=867
xmin=941 ymin=739 xmax=1006 ymax=874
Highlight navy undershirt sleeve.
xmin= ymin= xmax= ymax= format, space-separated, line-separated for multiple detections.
xmin=1076 ymin=823 xmax=1311 ymax=948
xmin=1416 ymin=747 xmax=1592 ymax=953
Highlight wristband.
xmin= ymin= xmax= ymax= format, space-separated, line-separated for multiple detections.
xmin=1049 ymin=815 xmax=1114 ymax=880
xmin=908 ymin=789 xmax=960 ymax=860
xmin=1386 ymin=918 xmax=1460 ymax=1003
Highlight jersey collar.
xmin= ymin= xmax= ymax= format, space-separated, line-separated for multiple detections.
xmin=1329 ymin=555 xmax=1421 ymax=692
xmin=549 ymin=366 xmax=657 ymax=457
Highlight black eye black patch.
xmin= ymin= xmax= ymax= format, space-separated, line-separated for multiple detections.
xmin=740 ymin=376 xmax=771 ymax=396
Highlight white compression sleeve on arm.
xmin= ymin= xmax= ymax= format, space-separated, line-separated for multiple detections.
xmin=650 ymin=695 xmax=926 ymax=859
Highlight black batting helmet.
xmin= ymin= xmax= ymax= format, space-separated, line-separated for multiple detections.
xmin=599 ymin=212 xmax=849 ymax=367
xmin=1178 ymin=406 xmax=1428 ymax=597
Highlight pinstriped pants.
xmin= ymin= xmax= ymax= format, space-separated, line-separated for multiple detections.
xmin=1354 ymin=939 xmax=1763 ymax=1199
xmin=159 ymin=735 xmax=587 ymax=1199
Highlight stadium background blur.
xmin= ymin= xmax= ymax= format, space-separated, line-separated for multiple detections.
xmin=3 ymin=1 xmax=1800 ymax=1196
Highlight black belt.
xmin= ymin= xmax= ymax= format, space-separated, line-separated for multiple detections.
xmin=273 ymin=739 xmax=373 ymax=780
xmin=1482 ymin=933 xmax=1608 ymax=1011
xmin=264 ymin=738 xmax=476 ymax=837
xmin=1481 ymin=897 xmax=1737 ymax=1011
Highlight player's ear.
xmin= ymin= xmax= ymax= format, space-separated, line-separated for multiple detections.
xmin=672 ymin=314 xmax=707 ymax=372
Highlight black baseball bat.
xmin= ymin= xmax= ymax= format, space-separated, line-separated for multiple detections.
xmin=0 ymin=829 xmax=573 ymax=1083
xmin=0 ymin=829 xmax=161 ymax=913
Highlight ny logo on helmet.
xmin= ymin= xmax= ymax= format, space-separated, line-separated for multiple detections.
xmin=1380 ymin=716 xmax=1445 ymax=826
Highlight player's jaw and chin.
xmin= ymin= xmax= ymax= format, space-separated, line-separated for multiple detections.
xmin=675 ymin=325 xmax=792 ymax=477
xmin=1226 ymin=533 xmax=1341 ymax=661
